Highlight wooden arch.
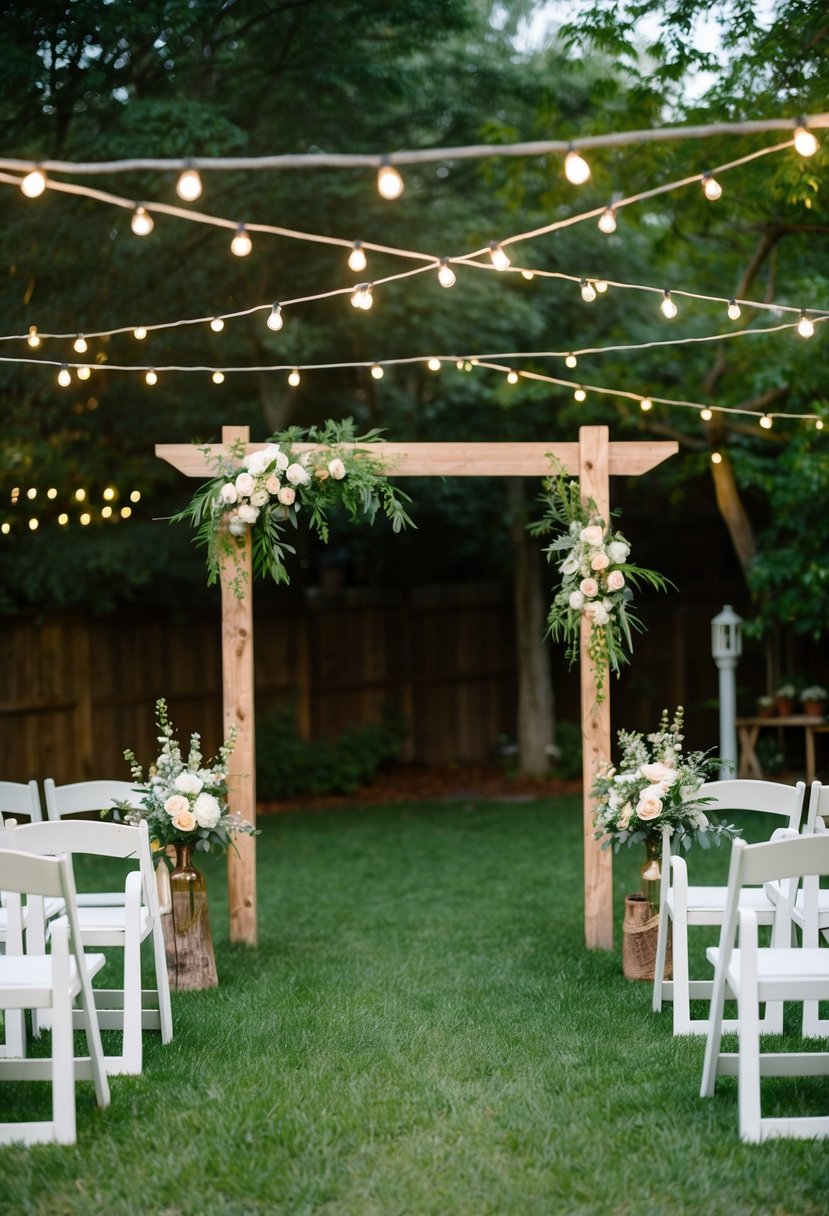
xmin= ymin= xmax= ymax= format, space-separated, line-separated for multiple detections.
xmin=157 ymin=424 xmax=677 ymax=950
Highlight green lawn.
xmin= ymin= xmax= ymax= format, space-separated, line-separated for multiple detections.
xmin=1 ymin=796 xmax=828 ymax=1215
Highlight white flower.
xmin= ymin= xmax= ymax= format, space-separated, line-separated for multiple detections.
xmin=265 ymin=473 xmax=281 ymax=495
xmin=193 ymin=792 xmax=221 ymax=829
xmin=219 ymin=483 xmax=238 ymax=504
xmin=591 ymin=603 xmax=610 ymax=626
xmin=641 ymin=762 xmax=675 ymax=784
xmin=274 ymin=450 xmax=290 ymax=472
xmin=235 ymin=471 xmax=255 ymax=497
xmin=171 ymin=808 xmax=197 ymax=832
xmin=560 ymin=555 xmax=580 ymax=576
xmin=249 ymin=487 xmax=270 ymax=507
xmin=286 ymin=462 xmax=311 ymax=486
xmin=174 ymin=772 xmax=203 ymax=795
xmin=237 ymin=503 xmax=260 ymax=525
xmin=568 ymin=589 xmax=585 ymax=611
xmin=164 ymin=794 xmax=190 ymax=817
xmin=606 ymin=539 xmax=630 ymax=564
xmin=245 ymin=450 xmax=271 ymax=476
xmin=579 ymin=524 xmax=604 ymax=547
xmin=328 ymin=458 xmax=347 ymax=480
xmin=692 ymin=809 xmax=709 ymax=829
xmin=228 ymin=513 xmax=247 ymax=536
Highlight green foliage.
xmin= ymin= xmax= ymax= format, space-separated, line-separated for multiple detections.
xmin=256 ymin=703 xmax=406 ymax=799
xmin=550 ymin=719 xmax=584 ymax=779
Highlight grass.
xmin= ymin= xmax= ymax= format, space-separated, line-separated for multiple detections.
xmin=1 ymin=795 xmax=828 ymax=1215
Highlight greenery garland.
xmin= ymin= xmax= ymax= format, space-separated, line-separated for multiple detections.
xmin=173 ymin=418 xmax=414 ymax=597
xmin=529 ymin=462 xmax=671 ymax=703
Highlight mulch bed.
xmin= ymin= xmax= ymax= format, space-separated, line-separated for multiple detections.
xmin=259 ymin=763 xmax=583 ymax=815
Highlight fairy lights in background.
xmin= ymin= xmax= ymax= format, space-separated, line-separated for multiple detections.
xmin=1 ymin=485 xmax=142 ymax=535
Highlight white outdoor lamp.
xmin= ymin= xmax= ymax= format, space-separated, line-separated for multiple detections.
xmin=711 ymin=604 xmax=743 ymax=779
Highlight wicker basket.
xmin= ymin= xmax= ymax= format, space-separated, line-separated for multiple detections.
xmin=622 ymin=893 xmax=672 ymax=982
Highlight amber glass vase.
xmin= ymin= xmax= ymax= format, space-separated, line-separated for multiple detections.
xmin=162 ymin=842 xmax=219 ymax=990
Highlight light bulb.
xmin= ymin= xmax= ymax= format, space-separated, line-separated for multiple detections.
xmin=210 ymin=317 xmax=225 ymax=333
xmin=701 ymin=408 xmax=713 ymax=421
xmin=76 ymin=366 xmax=91 ymax=381
xmin=73 ymin=335 xmax=87 ymax=354
xmin=120 ymin=506 xmax=132 ymax=519
xmin=759 ymin=414 xmax=773 ymax=429
xmin=75 ymin=489 xmax=86 ymax=502
xmin=437 ymin=258 xmax=456 ymax=288
xmin=133 ymin=326 xmax=147 ymax=340
xmin=266 ymin=303 xmax=284 ymax=331
xmin=58 ymin=514 xmax=68 ymax=526
xmin=427 ymin=357 xmax=441 ymax=372
xmin=57 ymin=365 xmax=71 ymax=387
xmin=456 ymin=359 xmax=464 ymax=370
xmin=145 ymin=369 xmax=158 ymax=386
xmin=131 ymin=206 xmax=154 ymax=236
xmin=661 ymin=290 xmax=678 ymax=319
xmin=507 ymin=370 xmax=519 ymax=385
xmin=102 ymin=505 xmax=113 ymax=519
xmin=816 ymin=419 xmax=824 ymax=431
xmin=26 ymin=487 xmax=36 ymax=499
xmin=489 ymin=242 xmax=510 ymax=271
xmin=711 ymin=451 xmax=723 ymax=464
xmin=27 ymin=325 xmax=40 ymax=348
xmin=230 ymin=224 xmax=252 ymax=257
xmin=350 ymin=283 xmax=373 ymax=310
xmin=47 ymin=487 xmax=57 ymax=499
xmin=103 ymin=487 xmax=115 ymax=501
xmin=640 ymin=397 xmax=653 ymax=412
xmin=80 ymin=512 xmax=91 ymax=526
xmin=702 ymin=173 xmax=722 ymax=201
xmin=564 ymin=149 xmax=591 ymax=185
xmin=28 ymin=518 xmax=38 ymax=531
xmin=130 ymin=490 xmax=141 ymax=503
xmin=377 ymin=158 xmax=404 ymax=200
xmin=727 ymin=299 xmax=741 ymax=321
xmin=21 ymin=169 xmax=46 ymax=198
xmin=794 ymin=124 xmax=819 ymax=157
xmin=798 ymin=310 xmax=815 ymax=338
xmin=521 ymin=270 xmax=534 ymax=281
xmin=288 ymin=369 xmax=300 ymax=387
xmin=176 ymin=167 xmax=202 ymax=201
xmin=564 ymin=354 xmax=577 ymax=369
xmin=212 ymin=371 xmax=225 ymax=384
xmin=595 ymin=280 xmax=608 ymax=294
xmin=598 ymin=206 xmax=617 ymax=234
xmin=580 ymin=279 xmax=597 ymax=303
xmin=370 ymin=363 xmax=384 ymax=380
xmin=348 ymin=241 xmax=367 ymax=272
xmin=574 ymin=387 xmax=587 ymax=402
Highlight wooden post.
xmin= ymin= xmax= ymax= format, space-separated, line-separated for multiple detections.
xmin=218 ymin=426 xmax=257 ymax=947
xmin=578 ymin=427 xmax=614 ymax=950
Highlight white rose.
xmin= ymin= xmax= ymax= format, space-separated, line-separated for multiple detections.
xmin=174 ymin=772 xmax=203 ymax=795
xmin=228 ymin=513 xmax=246 ymax=536
xmin=245 ymin=450 xmax=271 ymax=476
xmin=250 ymin=487 xmax=270 ymax=507
xmin=607 ymin=540 xmax=630 ymax=564
xmin=641 ymin=762 xmax=673 ymax=784
xmin=219 ymin=483 xmax=238 ymax=504
xmin=617 ymin=802 xmax=633 ymax=829
xmin=235 ymin=471 xmax=255 ymax=497
xmin=171 ymin=809 xmax=197 ymax=832
xmin=265 ymin=473 xmax=281 ymax=495
xmin=192 ymin=792 xmax=221 ymax=829
xmin=277 ymin=486 xmax=296 ymax=506
xmin=591 ymin=604 xmax=610 ymax=626
xmin=579 ymin=524 xmax=604 ymax=547
xmin=560 ymin=555 xmax=580 ymax=576
xmin=568 ymin=590 xmax=585 ymax=611
xmin=328 ymin=458 xmax=347 ymax=480
xmin=164 ymin=794 xmax=190 ymax=817
xmin=286 ymin=462 xmax=311 ymax=486
xmin=274 ymin=450 xmax=290 ymax=472
xmin=237 ymin=503 xmax=260 ymax=525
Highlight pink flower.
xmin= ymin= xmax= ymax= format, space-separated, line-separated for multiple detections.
xmin=591 ymin=553 xmax=610 ymax=571
xmin=277 ymin=486 xmax=296 ymax=506
xmin=328 ymin=458 xmax=346 ymax=480
xmin=580 ymin=577 xmax=599 ymax=598
xmin=606 ymin=569 xmax=625 ymax=592
xmin=580 ymin=524 xmax=604 ymax=546
xmin=265 ymin=474 xmax=281 ymax=495
xmin=636 ymin=796 xmax=663 ymax=821
xmin=171 ymin=808 xmax=197 ymax=832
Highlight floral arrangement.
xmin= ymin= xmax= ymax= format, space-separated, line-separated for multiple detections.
xmin=775 ymin=682 xmax=797 ymax=699
xmin=800 ymin=685 xmax=827 ymax=702
xmin=174 ymin=418 xmax=414 ymax=597
xmin=590 ymin=707 xmax=739 ymax=854
xmin=110 ymin=699 xmax=255 ymax=855
xmin=529 ymin=462 xmax=670 ymax=702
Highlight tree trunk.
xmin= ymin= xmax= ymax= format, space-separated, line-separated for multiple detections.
xmin=507 ymin=478 xmax=554 ymax=775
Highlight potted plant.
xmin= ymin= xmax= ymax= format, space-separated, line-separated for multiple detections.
xmin=757 ymin=694 xmax=775 ymax=719
xmin=774 ymin=682 xmax=797 ymax=717
xmin=800 ymin=685 xmax=828 ymax=718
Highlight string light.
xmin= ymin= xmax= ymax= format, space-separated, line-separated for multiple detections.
xmin=595 ymin=280 xmax=608 ymax=294
xmin=377 ymin=157 xmax=404 ymax=200
xmin=58 ymin=513 xmax=68 ymax=525
xmin=26 ymin=488 xmax=36 ymax=499
xmin=564 ymin=354 xmax=577 ymax=369
xmin=489 ymin=241 xmax=510 ymax=271
xmin=370 ymin=363 xmax=384 ymax=380
xmin=76 ymin=366 xmax=91 ymax=381
xmin=80 ymin=512 xmax=91 ymax=526
xmin=288 ymin=368 xmax=301 ymax=387
xmin=348 ymin=241 xmax=367 ymax=272
xmin=580 ymin=279 xmax=597 ymax=302
xmin=145 ymin=368 xmax=157 ymax=385
xmin=727 ymin=299 xmax=741 ymax=321
xmin=27 ymin=325 xmax=40 ymax=348
xmin=701 ymin=408 xmax=713 ymax=421
xmin=564 ymin=148 xmax=591 ymax=185
xmin=711 ymin=451 xmax=723 ymax=464
xmin=437 ymin=258 xmax=456 ymax=288
xmin=73 ymin=335 xmax=87 ymax=354
xmin=266 ymin=303 xmax=284 ymax=331
xmin=28 ymin=518 xmax=38 ymax=531
xmin=102 ymin=505 xmax=112 ymax=519
xmin=176 ymin=166 xmax=202 ymax=201
xmin=130 ymin=206 xmax=154 ymax=236
xmin=793 ymin=121 xmax=819 ymax=157
xmin=661 ymin=290 xmax=678 ymax=319
xmin=212 ymin=371 xmax=225 ymax=384
xmin=507 ymin=369 xmax=519 ymax=384
xmin=57 ymin=365 xmax=71 ymax=387
xmin=816 ymin=419 xmax=824 ymax=431
xmin=133 ymin=326 xmax=147 ymax=340
xmin=701 ymin=172 xmax=723 ymax=201
xmin=598 ymin=206 xmax=617 ymax=234
xmin=1 ymin=523 xmax=10 ymax=534
xmin=20 ymin=168 xmax=46 ymax=198
xmin=521 ymin=270 xmax=534 ymax=281
xmin=759 ymin=414 xmax=773 ymax=429
xmin=210 ymin=317 xmax=225 ymax=333
xmin=47 ymin=488 xmax=57 ymax=499
xmin=427 ymin=357 xmax=441 ymax=371
xmin=350 ymin=283 xmax=373 ymax=310
xmin=103 ymin=487 xmax=115 ymax=500
xmin=798 ymin=310 xmax=815 ymax=338
xmin=74 ymin=489 xmax=86 ymax=502
xmin=130 ymin=490 xmax=141 ymax=502
xmin=574 ymin=387 xmax=587 ymax=402
xmin=640 ymin=397 xmax=653 ymax=411
xmin=120 ymin=506 xmax=132 ymax=519
xmin=230 ymin=224 xmax=252 ymax=256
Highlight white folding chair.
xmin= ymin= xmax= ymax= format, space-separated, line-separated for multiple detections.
xmin=788 ymin=781 xmax=829 ymax=1036
xmin=701 ymin=832 xmax=829 ymax=1143
xmin=43 ymin=779 xmax=144 ymax=907
xmin=653 ymin=778 xmax=806 ymax=1035
xmin=8 ymin=817 xmax=173 ymax=1076
xmin=0 ymin=780 xmax=43 ymax=823
xmin=0 ymin=846 xmax=110 ymax=1145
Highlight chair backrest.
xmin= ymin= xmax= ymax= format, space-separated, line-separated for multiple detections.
xmin=44 ymin=778 xmax=143 ymax=821
xmin=803 ymin=780 xmax=829 ymax=835
xmin=720 ymin=831 xmax=829 ymax=950
xmin=697 ymin=779 xmax=805 ymax=833
xmin=0 ymin=780 xmax=43 ymax=824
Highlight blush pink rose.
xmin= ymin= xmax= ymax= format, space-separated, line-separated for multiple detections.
xmin=591 ymin=553 xmax=610 ymax=571
xmin=164 ymin=794 xmax=190 ymax=818
xmin=277 ymin=486 xmax=296 ymax=506
xmin=636 ymin=796 xmax=663 ymax=821
xmin=580 ymin=577 xmax=599 ymax=598
xmin=171 ymin=809 xmax=197 ymax=832
xmin=606 ymin=569 xmax=625 ymax=591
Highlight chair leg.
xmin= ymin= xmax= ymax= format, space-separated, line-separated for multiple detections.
xmin=737 ymin=980 xmax=763 ymax=1143
xmin=671 ymin=915 xmax=694 ymax=1034
xmin=119 ymin=924 xmax=143 ymax=1075
xmin=152 ymin=922 xmax=174 ymax=1044
xmin=653 ymin=910 xmax=668 ymax=1013
xmin=50 ymin=937 xmax=77 ymax=1145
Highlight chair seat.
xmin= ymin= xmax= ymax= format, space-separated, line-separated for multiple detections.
xmin=75 ymin=905 xmax=152 ymax=941
xmin=0 ymin=951 xmax=106 ymax=1003
xmin=667 ymin=884 xmax=775 ymax=921
xmin=707 ymin=945 xmax=829 ymax=997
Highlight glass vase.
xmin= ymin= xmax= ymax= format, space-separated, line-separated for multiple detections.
xmin=162 ymin=842 xmax=219 ymax=990
xmin=640 ymin=834 xmax=662 ymax=919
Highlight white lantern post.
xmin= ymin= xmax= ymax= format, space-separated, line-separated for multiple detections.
xmin=711 ymin=604 xmax=743 ymax=779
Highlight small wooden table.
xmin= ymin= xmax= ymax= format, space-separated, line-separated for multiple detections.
xmin=736 ymin=715 xmax=829 ymax=782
